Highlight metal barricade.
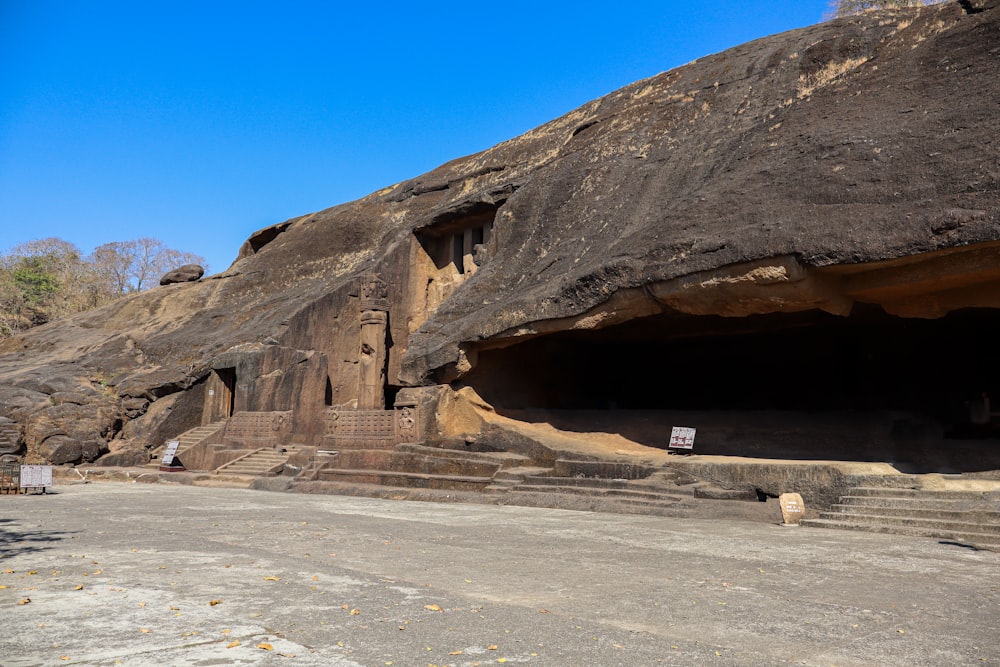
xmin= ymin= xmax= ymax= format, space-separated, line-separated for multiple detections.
xmin=0 ymin=461 xmax=20 ymax=494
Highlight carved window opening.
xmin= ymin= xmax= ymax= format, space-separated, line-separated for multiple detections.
xmin=414 ymin=201 xmax=501 ymax=318
xmin=421 ymin=220 xmax=494 ymax=276
xmin=416 ymin=201 xmax=498 ymax=274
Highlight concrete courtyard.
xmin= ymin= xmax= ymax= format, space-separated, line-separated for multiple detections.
xmin=0 ymin=481 xmax=997 ymax=666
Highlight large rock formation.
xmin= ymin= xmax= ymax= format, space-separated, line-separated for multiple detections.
xmin=0 ymin=1 xmax=998 ymax=478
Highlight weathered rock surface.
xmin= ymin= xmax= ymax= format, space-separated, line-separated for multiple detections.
xmin=159 ymin=264 xmax=205 ymax=285
xmin=0 ymin=2 xmax=997 ymax=469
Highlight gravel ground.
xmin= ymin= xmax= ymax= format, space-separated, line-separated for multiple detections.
xmin=1 ymin=481 xmax=997 ymax=666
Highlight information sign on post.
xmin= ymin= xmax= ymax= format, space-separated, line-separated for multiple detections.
xmin=20 ymin=465 xmax=52 ymax=493
xmin=668 ymin=426 xmax=697 ymax=452
xmin=159 ymin=440 xmax=185 ymax=471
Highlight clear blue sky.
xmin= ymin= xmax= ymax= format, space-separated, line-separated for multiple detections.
xmin=1 ymin=1 xmax=830 ymax=274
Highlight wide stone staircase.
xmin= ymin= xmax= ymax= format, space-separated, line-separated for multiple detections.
xmin=146 ymin=421 xmax=227 ymax=468
xmin=216 ymin=445 xmax=303 ymax=477
xmin=0 ymin=420 xmax=20 ymax=459
xmin=295 ymin=434 xmax=731 ymax=516
xmin=303 ymin=443 xmax=531 ymax=491
xmin=801 ymin=476 xmax=1000 ymax=550
xmin=484 ymin=459 xmax=715 ymax=515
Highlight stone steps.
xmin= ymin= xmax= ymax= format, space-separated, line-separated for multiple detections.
xmin=802 ymin=518 xmax=1000 ymax=549
xmin=811 ymin=510 xmax=1000 ymax=535
xmin=314 ymin=467 xmax=494 ymax=491
xmin=216 ymin=446 xmax=300 ymax=477
xmin=492 ymin=466 xmax=557 ymax=481
xmin=0 ymin=421 xmax=20 ymax=456
xmin=306 ymin=444 xmax=539 ymax=491
xmin=801 ymin=481 xmax=1000 ymax=550
xmin=396 ymin=443 xmax=531 ymax=468
xmin=148 ymin=421 xmax=227 ymax=468
xmin=837 ymin=495 xmax=997 ymax=511
xmin=508 ymin=482 xmax=687 ymax=504
xmin=333 ymin=449 xmax=503 ymax=477
xmin=845 ymin=486 xmax=993 ymax=501
xmin=833 ymin=501 xmax=1000 ymax=523
xmin=492 ymin=472 xmax=690 ymax=510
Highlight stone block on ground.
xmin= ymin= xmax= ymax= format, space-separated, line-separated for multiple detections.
xmin=780 ymin=492 xmax=805 ymax=525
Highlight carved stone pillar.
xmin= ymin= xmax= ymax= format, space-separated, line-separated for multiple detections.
xmin=358 ymin=272 xmax=389 ymax=410
xmin=359 ymin=310 xmax=388 ymax=409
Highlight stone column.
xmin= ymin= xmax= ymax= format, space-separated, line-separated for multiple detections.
xmin=359 ymin=310 xmax=388 ymax=409
xmin=463 ymin=228 xmax=476 ymax=276
xmin=358 ymin=272 xmax=389 ymax=410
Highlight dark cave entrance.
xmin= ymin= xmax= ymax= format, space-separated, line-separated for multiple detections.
xmin=203 ymin=367 xmax=237 ymax=425
xmin=460 ymin=306 xmax=1000 ymax=471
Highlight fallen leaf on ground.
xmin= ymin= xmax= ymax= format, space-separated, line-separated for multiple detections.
xmin=227 ymin=640 xmax=240 ymax=648
xmin=74 ymin=585 xmax=84 ymax=591
xmin=538 ymin=609 xmax=550 ymax=614
xmin=263 ymin=576 xmax=281 ymax=581
xmin=488 ymin=645 xmax=498 ymax=650
xmin=257 ymin=643 xmax=274 ymax=651
xmin=209 ymin=599 xmax=223 ymax=606
xmin=169 ymin=605 xmax=180 ymax=611
xmin=350 ymin=609 xmax=361 ymax=615
xmin=18 ymin=598 xmax=30 ymax=605
xmin=424 ymin=604 xmax=443 ymax=612
xmin=139 ymin=628 xmax=151 ymax=634
xmin=450 ymin=650 xmax=463 ymax=655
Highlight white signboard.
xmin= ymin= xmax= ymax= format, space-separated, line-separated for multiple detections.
xmin=20 ymin=465 xmax=52 ymax=489
xmin=161 ymin=440 xmax=181 ymax=466
xmin=669 ymin=426 xmax=697 ymax=450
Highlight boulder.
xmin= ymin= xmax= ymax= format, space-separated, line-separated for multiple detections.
xmin=96 ymin=442 xmax=150 ymax=467
xmin=37 ymin=435 xmax=82 ymax=465
xmin=159 ymin=264 xmax=204 ymax=285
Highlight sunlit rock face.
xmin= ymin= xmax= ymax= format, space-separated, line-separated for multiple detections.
xmin=0 ymin=1 xmax=998 ymax=472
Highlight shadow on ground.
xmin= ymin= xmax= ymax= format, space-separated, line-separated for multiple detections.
xmin=0 ymin=517 xmax=75 ymax=558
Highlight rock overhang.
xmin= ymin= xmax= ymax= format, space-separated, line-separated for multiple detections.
xmin=396 ymin=1 xmax=1000 ymax=383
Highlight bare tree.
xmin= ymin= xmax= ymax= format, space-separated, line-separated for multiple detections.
xmin=90 ymin=238 xmax=206 ymax=294
xmin=1 ymin=236 xmax=207 ymax=337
